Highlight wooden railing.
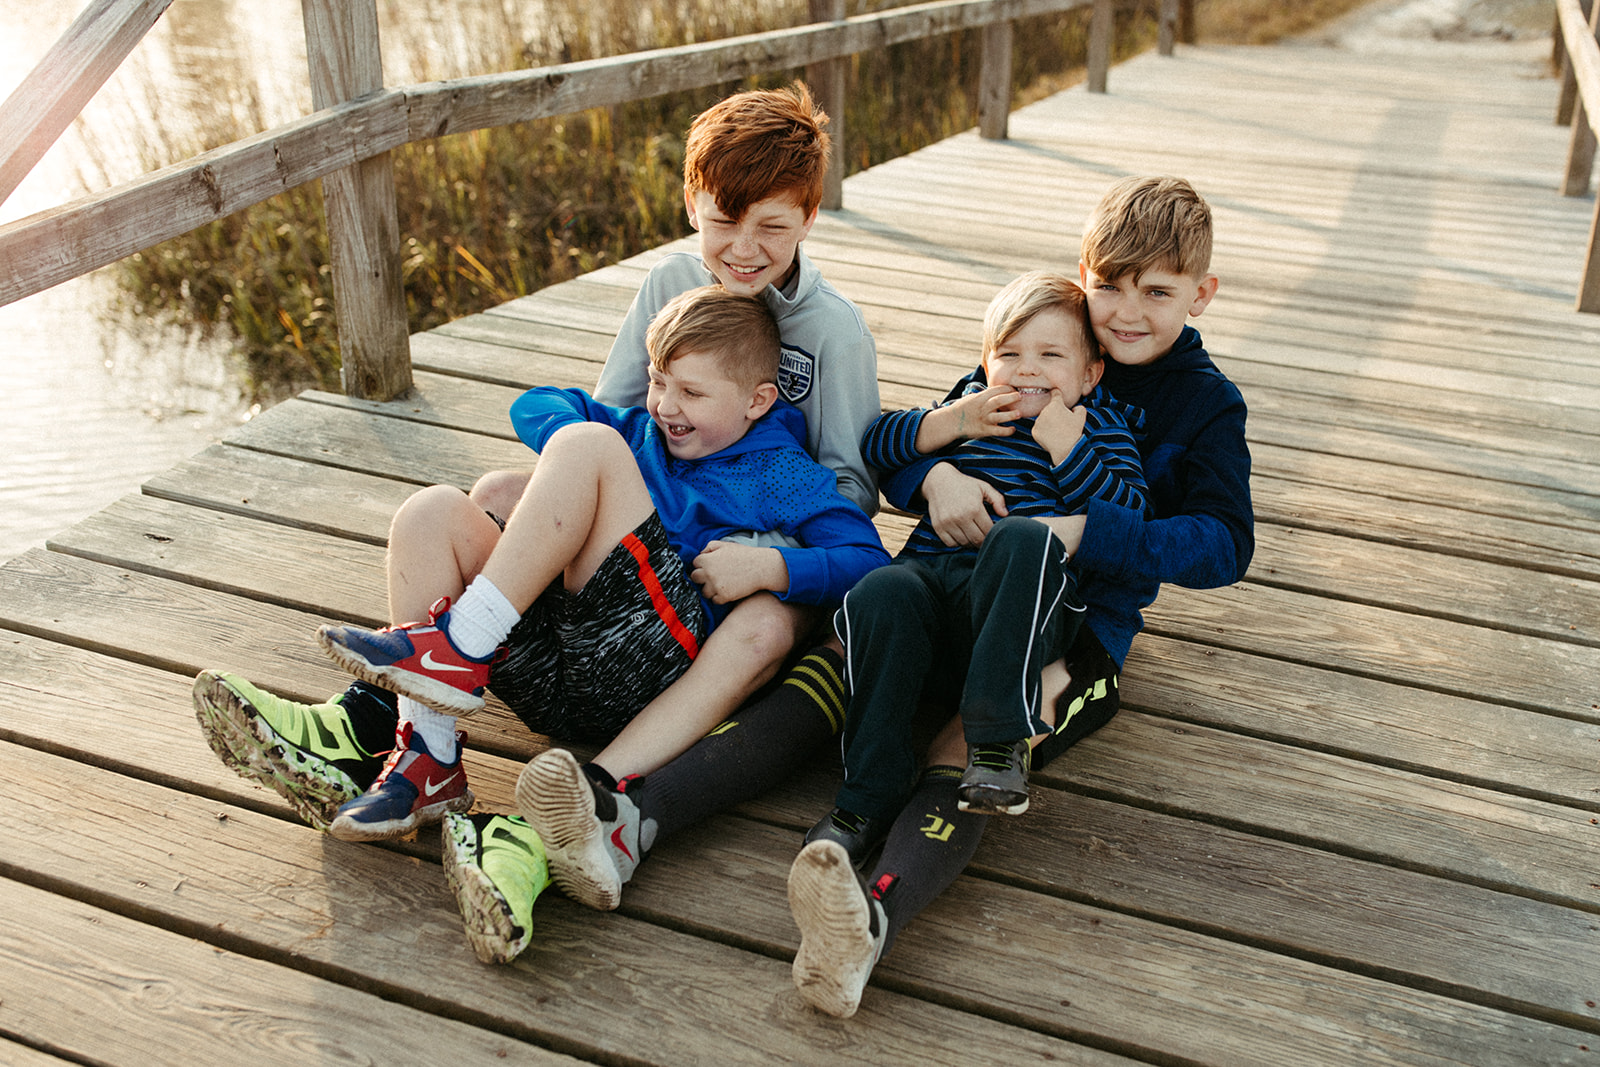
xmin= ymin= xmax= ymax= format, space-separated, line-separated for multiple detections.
xmin=1556 ymin=0 xmax=1600 ymax=312
xmin=0 ymin=0 xmax=1192 ymax=399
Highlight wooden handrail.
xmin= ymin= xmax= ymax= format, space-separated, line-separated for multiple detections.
xmin=1554 ymin=0 xmax=1600 ymax=312
xmin=0 ymin=0 xmax=1154 ymax=395
xmin=0 ymin=0 xmax=174 ymax=209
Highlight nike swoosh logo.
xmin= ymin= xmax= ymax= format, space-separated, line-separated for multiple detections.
xmin=424 ymin=771 xmax=461 ymax=796
xmin=610 ymin=825 xmax=635 ymax=862
xmin=419 ymin=650 xmax=473 ymax=673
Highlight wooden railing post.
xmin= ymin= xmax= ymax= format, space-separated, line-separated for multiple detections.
xmin=806 ymin=0 xmax=847 ymax=211
xmin=978 ymin=20 xmax=1015 ymax=139
xmin=1556 ymin=0 xmax=1594 ymax=126
xmin=1159 ymin=0 xmax=1179 ymax=56
xmin=1087 ymin=0 xmax=1113 ymax=93
xmin=1561 ymin=0 xmax=1600 ymax=198
xmin=302 ymin=0 xmax=411 ymax=400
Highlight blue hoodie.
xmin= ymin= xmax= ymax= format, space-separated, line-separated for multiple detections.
xmin=881 ymin=326 xmax=1252 ymax=665
xmin=509 ymin=387 xmax=890 ymax=629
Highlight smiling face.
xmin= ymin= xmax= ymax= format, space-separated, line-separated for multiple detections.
xmin=1079 ymin=262 xmax=1217 ymax=367
xmin=981 ymin=306 xmax=1103 ymax=418
xmin=646 ymin=349 xmax=776 ymax=460
xmin=685 ymin=189 xmax=818 ymax=297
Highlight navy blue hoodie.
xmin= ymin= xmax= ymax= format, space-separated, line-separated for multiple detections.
xmin=881 ymin=325 xmax=1252 ymax=665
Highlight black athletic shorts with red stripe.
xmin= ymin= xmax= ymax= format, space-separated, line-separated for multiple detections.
xmin=486 ymin=511 xmax=706 ymax=745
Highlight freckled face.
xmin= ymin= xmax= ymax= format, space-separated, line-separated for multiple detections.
xmin=981 ymin=306 xmax=1102 ymax=418
xmin=646 ymin=350 xmax=766 ymax=460
xmin=685 ymin=189 xmax=817 ymax=297
xmin=1079 ymin=263 xmax=1217 ymax=367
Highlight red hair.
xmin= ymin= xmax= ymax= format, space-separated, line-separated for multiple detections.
xmin=683 ymin=82 xmax=831 ymax=220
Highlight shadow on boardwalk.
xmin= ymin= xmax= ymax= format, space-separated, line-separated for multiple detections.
xmin=1 ymin=18 xmax=1598 ymax=1067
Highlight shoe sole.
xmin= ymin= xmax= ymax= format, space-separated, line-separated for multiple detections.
xmin=515 ymin=749 xmax=621 ymax=911
xmin=192 ymin=671 xmax=362 ymax=830
xmin=316 ymin=627 xmax=485 ymax=717
xmin=956 ymin=788 xmax=1029 ymax=816
xmin=788 ymin=840 xmax=879 ymax=1019
xmin=440 ymin=819 xmax=529 ymax=965
xmin=325 ymin=789 xmax=475 ymax=842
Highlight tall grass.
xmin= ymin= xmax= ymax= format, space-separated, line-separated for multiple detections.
xmin=109 ymin=0 xmax=1370 ymax=402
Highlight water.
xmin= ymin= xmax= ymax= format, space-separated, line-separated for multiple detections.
xmin=0 ymin=0 xmax=554 ymax=564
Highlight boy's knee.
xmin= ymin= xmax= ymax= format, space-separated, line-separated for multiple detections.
xmin=714 ymin=595 xmax=807 ymax=667
xmin=845 ymin=563 xmax=927 ymax=623
xmin=987 ymin=515 xmax=1047 ymax=545
xmin=393 ymin=483 xmax=473 ymax=529
xmin=545 ymin=421 xmax=629 ymax=458
xmin=469 ymin=469 xmax=531 ymax=520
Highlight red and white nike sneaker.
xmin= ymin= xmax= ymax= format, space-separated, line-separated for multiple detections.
xmin=317 ymin=597 xmax=496 ymax=715
xmin=327 ymin=722 xmax=474 ymax=841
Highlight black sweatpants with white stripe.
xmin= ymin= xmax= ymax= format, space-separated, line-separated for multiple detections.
xmin=834 ymin=516 xmax=1082 ymax=821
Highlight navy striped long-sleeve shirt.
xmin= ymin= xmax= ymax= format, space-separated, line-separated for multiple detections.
xmin=865 ymin=382 xmax=1148 ymax=558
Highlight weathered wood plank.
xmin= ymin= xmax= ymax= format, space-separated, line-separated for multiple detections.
xmin=1120 ymin=634 xmax=1600 ymax=811
xmin=0 ymin=628 xmax=529 ymax=838
xmin=143 ymin=443 xmax=413 ymax=545
xmin=677 ymin=783 xmax=1600 ymax=1033
xmin=1039 ymin=711 xmax=1600 ymax=911
xmin=1148 ymin=581 xmax=1600 ymax=719
xmin=1248 ymin=524 xmax=1599 ymax=646
xmin=47 ymin=492 xmax=391 ymax=626
xmin=0 ymin=549 xmax=540 ymax=763
xmin=0 ymin=879 xmax=573 ymax=1067
xmin=222 ymin=397 xmax=529 ymax=486
xmin=0 ymin=745 xmax=1135 ymax=1066
xmin=619 ymin=820 xmax=1600 ymax=1065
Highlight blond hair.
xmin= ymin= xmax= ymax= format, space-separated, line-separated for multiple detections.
xmin=646 ymin=286 xmax=781 ymax=390
xmin=983 ymin=270 xmax=1096 ymax=362
xmin=1081 ymin=176 xmax=1213 ymax=283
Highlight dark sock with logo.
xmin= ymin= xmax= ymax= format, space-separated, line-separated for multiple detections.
xmin=867 ymin=765 xmax=990 ymax=955
xmin=339 ymin=680 xmax=401 ymax=756
xmin=627 ymin=647 xmax=847 ymax=849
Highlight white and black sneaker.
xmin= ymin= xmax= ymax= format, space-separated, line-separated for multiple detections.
xmin=515 ymin=748 xmax=643 ymax=911
xmin=788 ymin=839 xmax=887 ymax=1019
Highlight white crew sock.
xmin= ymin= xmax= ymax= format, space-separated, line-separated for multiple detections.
xmin=445 ymin=574 xmax=522 ymax=659
xmin=400 ymin=696 xmax=458 ymax=763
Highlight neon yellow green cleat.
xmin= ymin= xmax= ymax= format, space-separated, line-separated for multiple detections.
xmin=193 ymin=670 xmax=393 ymax=829
xmin=441 ymin=812 xmax=551 ymax=964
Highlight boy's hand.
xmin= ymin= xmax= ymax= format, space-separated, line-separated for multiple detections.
xmin=914 ymin=385 xmax=1020 ymax=452
xmin=922 ymin=462 xmax=1008 ymax=548
xmin=692 ymin=541 xmax=789 ymax=604
xmin=1031 ymin=390 xmax=1088 ymax=466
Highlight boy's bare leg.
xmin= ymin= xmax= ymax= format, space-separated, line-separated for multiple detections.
xmin=924 ymin=656 xmax=1070 ymax=767
xmin=590 ymin=594 xmax=815 ymax=779
xmin=385 ymin=484 xmax=504 ymax=625
xmin=477 ymin=424 xmax=654 ymax=611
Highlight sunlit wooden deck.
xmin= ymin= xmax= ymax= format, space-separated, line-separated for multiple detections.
xmin=3 ymin=23 xmax=1599 ymax=1067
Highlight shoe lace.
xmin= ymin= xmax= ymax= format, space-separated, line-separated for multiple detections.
xmin=829 ymin=808 xmax=870 ymax=835
xmin=970 ymin=742 xmax=1024 ymax=772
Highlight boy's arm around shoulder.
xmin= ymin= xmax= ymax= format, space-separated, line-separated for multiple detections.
xmin=765 ymin=451 xmax=891 ymax=606
xmin=1073 ymin=381 xmax=1252 ymax=589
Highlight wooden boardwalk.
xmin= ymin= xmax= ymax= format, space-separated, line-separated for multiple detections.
xmin=4 ymin=24 xmax=1599 ymax=1067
